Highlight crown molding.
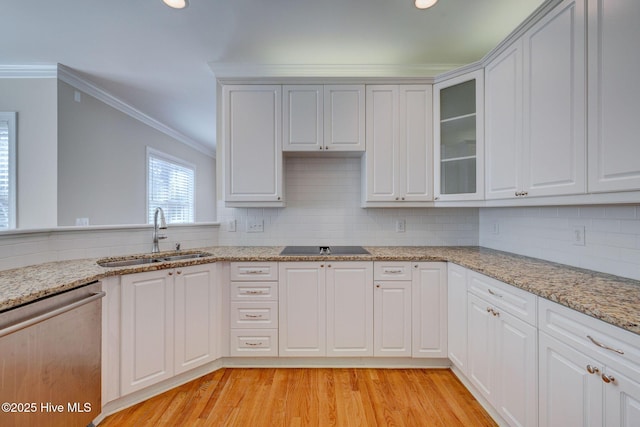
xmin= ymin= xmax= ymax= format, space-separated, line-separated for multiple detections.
xmin=56 ymin=64 xmax=216 ymax=158
xmin=0 ymin=65 xmax=58 ymax=78
xmin=209 ymin=63 xmax=461 ymax=81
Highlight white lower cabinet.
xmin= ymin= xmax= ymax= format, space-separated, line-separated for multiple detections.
xmin=465 ymin=269 xmax=538 ymax=427
xmin=120 ymin=264 xmax=217 ymax=396
xmin=326 ymin=262 xmax=374 ymax=356
xmin=411 ymin=262 xmax=447 ymax=358
xmin=229 ymin=262 xmax=279 ymax=357
xmin=447 ymin=263 xmax=468 ymax=373
xmin=279 ymin=261 xmax=373 ymax=357
xmin=538 ymin=298 xmax=640 ymax=427
xmin=374 ymin=272 xmax=412 ymax=357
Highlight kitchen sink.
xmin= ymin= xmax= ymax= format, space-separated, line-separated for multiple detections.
xmin=161 ymin=253 xmax=210 ymax=262
xmin=97 ymin=252 xmax=212 ymax=267
xmin=279 ymin=246 xmax=370 ymax=256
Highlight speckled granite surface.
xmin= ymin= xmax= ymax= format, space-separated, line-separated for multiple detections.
xmin=1 ymin=246 xmax=639 ymax=336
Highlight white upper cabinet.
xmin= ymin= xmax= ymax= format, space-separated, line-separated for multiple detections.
xmin=486 ymin=0 xmax=586 ymax=200
xmin=283 ymin=85 xmax=323 ymax=151
xmin=363 ymin=85 xmax=433 ymax=205
xmin=283 ymin=85 xmax=365 ymax=152
xmin=522 ymin=0 xmax=586 ymax=198
xmin=587 ymin=0 xmax=640 ymax=192
xmin=485 ymin=42 xmax=523 ymax=200
xmin=222 ymin=85 xmax=284 ymax=206
xmin=324 ymin=85 xmax=365 ymax=151
xmin=434 ymin=70 xmax=484 ymax=201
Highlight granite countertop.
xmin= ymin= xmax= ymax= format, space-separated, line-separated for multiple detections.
xmin=1 ymin=246 xmax=639 ymax=336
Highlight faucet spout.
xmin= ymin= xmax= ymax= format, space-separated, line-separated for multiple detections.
xmin=152 ymin=207 xmax=168 ymax=253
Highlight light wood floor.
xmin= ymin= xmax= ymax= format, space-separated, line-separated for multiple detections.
xmin=100 ymin=368 xmax=497 ymax=426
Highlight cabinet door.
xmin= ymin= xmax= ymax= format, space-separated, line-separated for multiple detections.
xmin=324 ymin=85 xmax=365 ymax=151
xmin=539 ymin=332 xmax=603 ymax=427
xmin=494 ymin=308 xmax=538 ymax=427
xmin=467 ymin=293 xmax=496 ymax=403
xmin=412 ymin=262 xmax=447 ymax=358
xmin=279 ymin=263 xmax=326 ymax=357
xmin=174 ymin=264 xmax=217 ymax=375
xmin=434 ymin=70 xmax=484 ymax=201
xmin=283 ymin=85 xmax=323 ymax=152
xmin=326 ymin=262 xmax=373 ymax=357
xmin=400 ymin=85 xmax=433 ymax=202
xmin=523 ymin=0 xmax=586 ymax=197
xmin=222 ymin=85 xmax=283 ymax=205
xmin=364 ymin=85 xmax=400 ymax=202
xmin=485 ymin=42 xmax=523 ymax=200
xmin=604 ymin=366 xmax=640 ymax=427
xmin=374 ymin=281 xmax=411 ymax=357
xmin=587 ymin=0 xmax=640 ymax=192
xmin=447 ymin=264 xmax=468 ymax=373
xmin=121 ymin=270 xmax=174 ymax=395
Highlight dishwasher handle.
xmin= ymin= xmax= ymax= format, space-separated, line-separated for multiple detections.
xmin=0 ymin=291 xmax=106 ymax=338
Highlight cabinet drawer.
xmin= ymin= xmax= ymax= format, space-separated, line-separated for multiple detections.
xmin=539 ymin=298 xmax=640 ymax=375
xmin=467 ymin=271 xmax=537 ymax=325
xmin=230 ymin=329 xmax=278 ymax=356
xmin=374 ymin=261 xmax=413 ymax=281
xmin=230 ymin=262 xmax=278 ymax=281
xmin=230 ymin=282 xmax=278 ymax=301
xmin=230 ymin=302 xmax=278 ymax=328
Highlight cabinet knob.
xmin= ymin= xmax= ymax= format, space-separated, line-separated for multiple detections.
xmin=586 ymin=365 xmax=600 ymax=374
xmin=277 ymin=197 xmax=281 ymax=201
xmin=327 ymin=264 xmax=331 ymax=268
xmin=376 ymin=284 xmax=381 ymax=288
xmin=434 ymin=196 xmax=439 ymax=201
xmin=176 ymin=270 xmax=182 ymax=275
xmin=401 ymin=197 xmax=405 ymax=201
xmin=395 ymin=197 xmax=399 ymax=201
xmin=319 ymin=146 xmax=323 ymax=150
xmin=168 ymin=271 xmax=174 ymax=276
xmin=601 ymin=373 xmax=615 ymax=384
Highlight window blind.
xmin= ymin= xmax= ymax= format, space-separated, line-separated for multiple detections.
xmin=147 ymin=151 xmax=195 ymax=224
xmin=0 ymin=114 xmax=15 ymax=230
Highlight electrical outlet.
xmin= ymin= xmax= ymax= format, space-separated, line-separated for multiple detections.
xmin=491 ymin=222 xmax=500 ymax=235
xmin=227 ymin=219 xmax=236 ymax=232
xmin=572 ymin=225 xmax=586 ymax=246
xmin=247 ymin=218 xmax=264 ymax=233
xmin=395 ymin=219 xmax=406 ymax=233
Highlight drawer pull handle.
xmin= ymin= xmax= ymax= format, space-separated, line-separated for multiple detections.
xmin=383 ymin=269 xmax=403 ymax=274
xmin=245 ymin=314 xmax=263 ymax=319
xmin=587 ymin=335 xmax=624 ymax=355
xmin=586 ymin=365 xmax=600 ymax=374
xmin=246 ymin=342 xmax=263 ymax=347
xmin=601 ymin=373 xmax=615 ymax=384
xmin=488 ymin=289 xmax=503 ymax=298
xmin=486 ymin=307 xmax=500 ymax=317
xmin=243 ymin=269 xmax=266 ymax=274
xmin=244 ymin=290 xmax=265 ymax=295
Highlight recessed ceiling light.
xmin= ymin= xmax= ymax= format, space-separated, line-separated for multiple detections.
xmin=163 ymin=0 xmax=188 ymax=9
xmin=415 ymin=0 xmax=438 ymax=9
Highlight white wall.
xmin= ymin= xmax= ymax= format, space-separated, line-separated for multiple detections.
xmin=0 ymin=78 xmax=58 ymax=228
xmin=0 ymin=224 xmax=219 ymax=271
xmin=57 ymin=80 xmax=216 ymax=226
xmin=218 ymin=156 xmax=479 ymax=246
xmin=479 ymin=205 xmax=640 ymax=280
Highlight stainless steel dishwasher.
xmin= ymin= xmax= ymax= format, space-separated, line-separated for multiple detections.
xmin=0 ymin=282 xmax=104 ymax=427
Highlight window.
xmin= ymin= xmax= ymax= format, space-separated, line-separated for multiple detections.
xmin=0 ymin=112 xmax=16 ymax=230
xmin=147 ymin=148 xmax=195 ymax=224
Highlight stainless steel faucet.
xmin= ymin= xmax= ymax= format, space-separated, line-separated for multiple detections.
xmin=152 ymin=207 xmax=168 ymax=253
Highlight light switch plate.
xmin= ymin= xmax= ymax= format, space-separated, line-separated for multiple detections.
xmin=572 ymin=225 xmax=586 ymax=246
xmin=395 ymin=219 xmax=406 ymax=233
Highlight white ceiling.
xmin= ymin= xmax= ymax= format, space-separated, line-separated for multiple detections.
xmin=2 ymin=0 xmax=544 ymax=154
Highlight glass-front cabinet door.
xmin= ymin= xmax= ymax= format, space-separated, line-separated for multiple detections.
xmin=434 ymin=69 xmax=484 ymax=201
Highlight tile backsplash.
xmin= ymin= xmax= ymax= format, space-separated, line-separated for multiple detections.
xmin=217 ymin=157 xmax=479 ymax=246
xmin=479 ymin=205 xmax=640 ymax=280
